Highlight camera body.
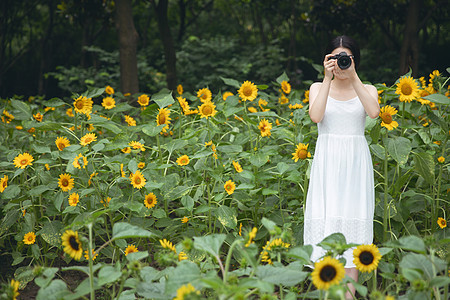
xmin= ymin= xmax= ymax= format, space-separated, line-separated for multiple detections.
xmin=328 ymin=52 xmax=353 ymax=70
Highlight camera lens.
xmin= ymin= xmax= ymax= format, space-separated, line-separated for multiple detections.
xmin=337 ymin=56 xmax=351 ymax=69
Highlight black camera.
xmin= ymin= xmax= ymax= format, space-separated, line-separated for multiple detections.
xmin=328 ymin=52 xmax=353 ymax=70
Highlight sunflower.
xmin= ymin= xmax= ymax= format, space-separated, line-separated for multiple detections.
xmin=178 ymin=251 xmax=188 ymax=261
xmin=138 ymin=94 xmax=150 ymax=106
xmin=0 ymin=175 xmax=8 ymax=193
xmin=258 ymin=119 xmax=272 ymax=137
xmin=66 ymin=108 xmax=74 ymax=117
xmin=197 ymin=101 xmax=217 ymax=119
xmin=100 ymin=196 xmax=111 ymax=207
xmin=144 ymin=193 xmax=157 ymax=208
xmin=177 ymin=84 xmax=184 ymax=95
xmin=174 ymin=283 xmax=200 ymax=300
xmin=13 ymin=153 xmax=34 ymax=169
xmin=438 ymin=156 xmax=445 ymax=163
xmin=156 ymin=108 xmax=171 ymax=133
xmin=88 ymin=172 xmax=97 ymax=186
xmin=177 ymin=96 xmax=189 ymax=114
xmin=248 ymin=106 xmax=257 ymax=113
xmin=311 ymin=256 xmax=346 ymax=290
xmin=105 ymin=85 xmax=114 ymax=95
xmin=292 ymin=143 xmax=311 ymax=162
xmin=278 ymin=94 xmax=289 ymax=105
xmin=232 ymin=160 xmax=243 ymax=173
xmin=181 ymin=216 xmax=189 ymax=223
xmin=245 ymin=227 xmax=257 ymax=247
xmin=395 ymin=76 xmax=420 ymax=102
xmin=379 ymin=105 xmax=399 ymax=130
xmin=129 ymin=141 xmax=145 ymax=151
xmin=353 ymin=244 xmax=382 ymax=273
xmin=124 ymin=244 xmax=139 ymax=256
xmin=61 ymin=230 xmax=83 ymax=260
xmin=159 ymin=238 xmax=177 ymax=253
xmin=130 ymin=170 xmax=146 ymax=189
xmin=68 ymin=193 xmax=80 ymax=207
xmin=124 ymin=115 xmax=136 ymax=126
xmin=10 ymin=279 xmax=20 ymax=300
xmin=121 ymin=147 xmax=131 ymax=153
xmin=429 ymin=70 xmax=440 ymax=86
xmin=138 ymin=162 xmax=145 ymax=169
xmin=33 ymin=112 xmax=43 ymax=122
xmin=437 ymin=217 xmax=447 ymax=229
xmin=222 ymin=91 xmax=234 ymax=101
xmin=177 ymin=155 xmax=190 ymax=166
xmin=102 ymin=96 xmax=116 ymax=109
xmin=58 ymin=173 xmax=74 ymax=192
xmin=73 ymin=153 xmax=88 ymax=169
xmin=55 ymin=137 xmax=70 ymax=151
xmin=281 ymin=81 xmax=291 ymax=94
xmin=197 ymin=88 xmax=212 ymax=102
xmin=238 ymin=81 xmax=258 ymax=101
xmin=84 ymin=249 xmax=98 ymax=260
xmin=73 ymin=96 xmax=93 ymax=115
xmin=224 ymin=180 xmax=236 ymax=195
xmin=80 ymin=133 xmax=97 ymax=146
xmin=23 ymin=232 xmax=36 ymax=245
xmin=1 ymin=110 xmax=15 ymax=123
xmin=289 ymin=103 xmax=303 ymax=109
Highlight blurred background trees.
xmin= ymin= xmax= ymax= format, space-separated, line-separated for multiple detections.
xmin=0 ymin=0 xmax=448 ymax=98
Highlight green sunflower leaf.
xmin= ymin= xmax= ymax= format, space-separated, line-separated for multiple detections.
xmin=112 ymin=222 xmax=154 ymax=240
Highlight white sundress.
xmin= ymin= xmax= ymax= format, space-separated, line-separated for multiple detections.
xmin=303 ymin=96 xmax=375 ymax=268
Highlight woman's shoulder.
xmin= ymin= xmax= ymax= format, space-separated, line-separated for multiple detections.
xmin=363 ymin=83 xmax=377 ymax=92
xmin=309 ymin=82 xmax=322 ymax=91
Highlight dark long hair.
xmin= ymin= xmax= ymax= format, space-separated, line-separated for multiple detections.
xmin=325 ymin=35 xmax=360 ymax=70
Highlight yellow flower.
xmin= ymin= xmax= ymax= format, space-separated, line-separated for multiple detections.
xmin=11 ymin=279 xmax=20 ymax=300
xmin=160 ymin=238 xmax=177 ymax=253
xmin=173 ymin=283 xmax=199 ymax=300
xmin=16 ymin=126 xmax=23 ymax=130
xmin=311 ymin=256 xmax=345 ymax=290
xmin=379 ymin=105 xmax=399 ymax=130
xmin=177 ymin=84 xmax=184 ymax=95
xmin=437 ymin=156 xmax=445 ymax=163
xmin=120 ymin=164 xmax=126 ymax=178
xmin=68 ymin=193 xmax=79 ymax=207
xmin=224 ymin=180 xmax=236 ymax=195
xmin=105 ymin=85 xmax=115 ymax=95
xmin=248 ymin=106 xmax=257 ymax=113
xmin=66 ymin=108 xmax=74 ymax=117
xmin=177 ymin=96 xmax=190 ymax=114
xmin=102 ymin=96 xmax=116 ymax=109
xmin=100 ymin=197 xmax=111 ymax=207
xmin=258 ymin=119 xmax=272 ymax=137
xmin=437 ymin=217 xmax=447 ymax=229
xmin=33 ymin=112 xmax=43 ymax=122
xmin=138 ymin=94 xmax=150 ymax=106
xmin=124 ymin=115 xmax=136 ymax=126
xmin=198 ymin=101 xmax=217 ymax=119
xmin=55 ymin=137 xmax=70 ymax=151
xmin=178 ymin=251 xmax=188 ymax=261
xmin=73 ymin=96 xmax=93 ymax=115
xmin=45 ymin=164 xmax=50 ymax=171
xmin=84 ymin=249 xmax=98 ymax=260
xmin=0 ymin=175 xmax=8 ymax=193
xmin=58 ymin=173 xmax=74 ymax=192
xmin=292 ymin=143 xmax=311 ymax=162
xmin=130 ymin=170 xmax=146 ymax=189
xmin=129 ymin=141 xmax=145 ymax=151
xmin=197 ymin=88 xmax=212 ymax=102
xmin=44 ymin=106 xmax=55 ymax=112
xmin=124 ymin=93 xmax=131 ymax=97
xmin=73 ymin=153 xmax=88 ymax=169
xmin=13 ymin=153 xmax=34 ymax=169
xmin=138 ymin=162 xmax=145 ymax=169
xmin=238 ymin=223 xmax=242 ymax=236
xmin=429 ymin=70 xmax=441 ymax=86
xmin=288 ymin=103 xmax=303 ymax=109
xmin=23 ymin=232 xmax=36 ymax=245
xmin=419 ymin=76 xmax=427 ymax=88
xmin=395 ymin=76 xmax=420 ymax=102
xmin=222 ymin=91 xmax=233 ymax=101
xmin=144 ymin=193 xmax=157 ymax=208
xmin=245 ymin=227 xmax=257 ymax=247
xmin=353 ymin=244 xmax=382 ymax=273
xmin=232 ymin=160 xmax=243 ymax=173
xmin=281 ymin=80 xmax=291 ymax=94
xmin=156 ymin=108 xmax=171 ymax=133
xmin=124 ymin=245 xmax=138 ymax=256
xmin=278 ymin=94 xmax=289 ymax=104
xmin=238 ymin=81 xmax=258 ymax=101
xmin=177 ymin=155 xmax=190 ymax=166
xmin=61 ymin=230 xmax=83 ymax=260
xmin=181 ymin=216 xmax=189 ymax=223
xmin=121 ymin=147 xmax=131 ymax=153
xmin=80 ymin=133 xmax=97 ymax=146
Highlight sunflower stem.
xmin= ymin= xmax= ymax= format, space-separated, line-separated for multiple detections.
xmin=223 ymin=239 xmax=240 ymax=283
xmin=383 ymin=132 xmax=389 ymax=241
xmin=87 ymin=223 xmax=95 ymax=300
xmin=401 ymin=101 xmax=405 ymax=133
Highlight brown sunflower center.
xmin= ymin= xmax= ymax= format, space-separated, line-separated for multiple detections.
xmin=243 ymin=86 xmax=253 ymax=97
xmin=2 ymin=181 xmax=6 ymax=188
xmin=181 ymin=158 xmax=188 ymax=164
xmin=20 ymin=159 xmax=28 ymax=165
xmin=401 ymin=84 xmax=412 ymax=96
xmin=200 ymin=93 xmax=207 ymax=100
xmin=28 ymin=236 xmax=33 ymax=241
xmin=380 ymin=112 xmax=393 ymax=124
xmin=62 ymin=179 xmax=69 ymax=186
xmin=319 ymin=265 xmax=337 ymax=282
xmin=159 ymin=114 xmax=166 ymax=124
xmin=69 ymin=236 xmax=80 ymax=250
xmin=297 ymin=149 xmax=307 ymax=159
xmin=58 ymin=143 xmax=66 ymax=149
xmin=202 ymin=106 xmax=212 ymax=115
xmin=225 ymin=184 xmax=232 ymax=191
xmin=135 ymin=177 xmax=141 ymax=184
xmin=76 ymin=101 xmax=84 ymax=109
xmin=359 ymin=251 xmax=374 ymax=265
xmin=85 ymin=137 xmax=92 ymax=143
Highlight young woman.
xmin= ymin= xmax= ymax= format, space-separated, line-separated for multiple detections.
xmin=303 ymin=36 xmax=380 ymax=297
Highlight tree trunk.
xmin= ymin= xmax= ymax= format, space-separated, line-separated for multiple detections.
xmin=38 ymin=0 xmax=54 ymax=95
xmin=116 ymin=0 xmax=139 ymax=94
xmin=399 ymin=0 xmax=420 ymax=76
xmin=152 ymin=0 xmax=177 ymax=90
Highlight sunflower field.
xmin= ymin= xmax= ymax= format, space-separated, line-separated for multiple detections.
xmin=0 ymin=69 xmax=449 ymax=300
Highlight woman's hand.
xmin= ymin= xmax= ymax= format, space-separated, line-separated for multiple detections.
xmin=332 ymin=56 xmax=357 ymax=80
xmin=323 ymin=54 xmax=336 ymax=80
